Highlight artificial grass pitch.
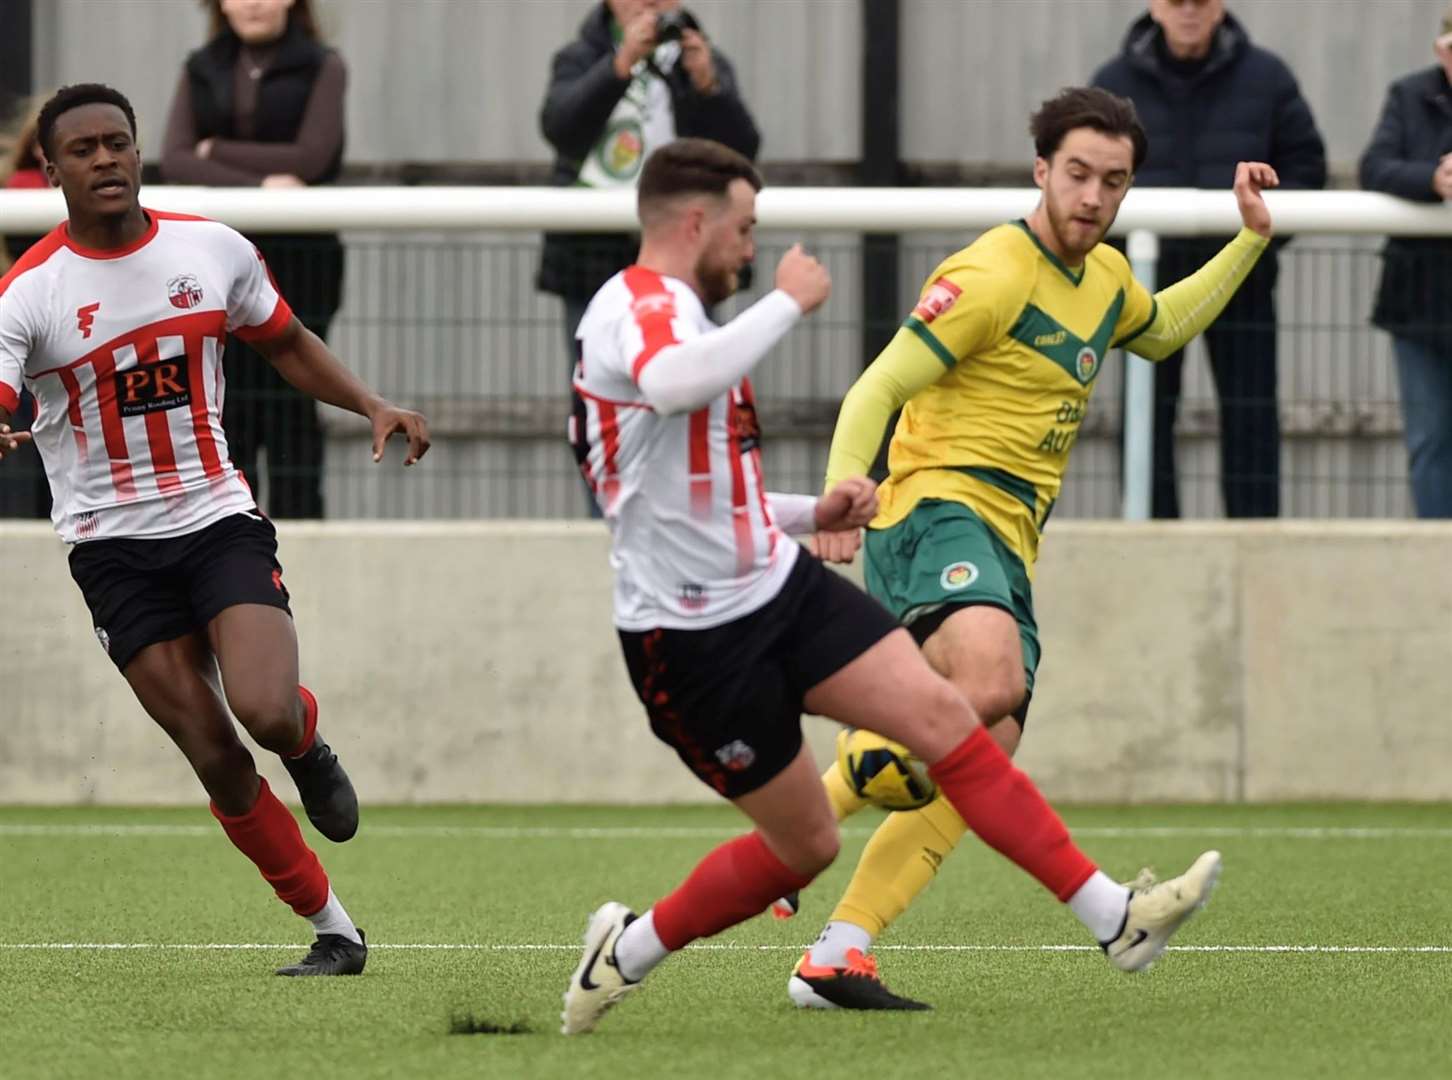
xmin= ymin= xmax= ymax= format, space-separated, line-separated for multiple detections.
xmin=3 ymin=803 xmax=1450 ymax=1079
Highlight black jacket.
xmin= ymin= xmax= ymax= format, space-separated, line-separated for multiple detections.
xmin=536 ymin=3 xmax=760 ymax=300
xmin=185 ymin=23 xmax=344 ymax=327
xmin=1092 ymin=12 xmax=1326 ymax=289
xmin=1359 ymin=66 xmax=1452 ymax=344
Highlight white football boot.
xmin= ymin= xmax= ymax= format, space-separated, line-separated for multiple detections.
xmin=561 ymin=901 xmax=640 ymax=1034
xmin=1103 ymin=850 xmax=1222 ymax=972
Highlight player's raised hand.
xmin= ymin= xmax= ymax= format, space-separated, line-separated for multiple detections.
xmin=1233 ymin=161 xmax=1279 ymax=239
xmin=0 ymin=423 xmax=33 ymax=462
xmin=368 ymin=402 xmax=431 ymax=466
xmin=775 ymin=243 xmax=831 ymax=315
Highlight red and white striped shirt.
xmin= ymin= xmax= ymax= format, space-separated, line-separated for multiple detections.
xmin=0 ymin=211 xmax=292 ymax=543
xmin=571 ymin=266 xmax=808 ymax=631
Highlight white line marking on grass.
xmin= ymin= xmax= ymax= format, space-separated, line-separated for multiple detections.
xmin=2 ymin=942 xmax=1450 ymax=954
xmin=5 ymin=823 xmax=1452 ymax=840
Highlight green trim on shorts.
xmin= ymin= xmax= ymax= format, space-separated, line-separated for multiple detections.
xmin=863 ymin=498 xmax=1041 ymax=691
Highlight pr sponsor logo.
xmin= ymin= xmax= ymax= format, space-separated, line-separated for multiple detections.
xmin=114 ymin=361 xmax=192 ymax=417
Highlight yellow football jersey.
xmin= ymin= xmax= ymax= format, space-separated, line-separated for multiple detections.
xmin=874 ymin=220 xmax=1156 ymax=569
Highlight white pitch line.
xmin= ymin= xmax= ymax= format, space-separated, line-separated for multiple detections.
xmin=0 ymin=942 xmax=1449 ymax=954
xmin=3 ymin=823 xmax=1452 ymax=840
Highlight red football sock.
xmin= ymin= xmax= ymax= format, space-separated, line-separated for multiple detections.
xmin=651 ymin=832 xmax=815 ymax=950
xmin=928 ymin=727 xmax=1097 ymax=902
xmin=211 ymin=777 xmax=329 ymax=916
xmin=287 ymin=685 xmax=319 ymax=759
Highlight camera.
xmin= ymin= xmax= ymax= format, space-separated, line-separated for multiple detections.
xmin=655 ymin=10 xmax=699 ymax=44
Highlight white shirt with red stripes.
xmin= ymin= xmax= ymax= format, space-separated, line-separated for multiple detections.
xmin=572 ymin=265 xmax=813 ymax=631
xmin=0 ymin=210 xmax=292 ymax=543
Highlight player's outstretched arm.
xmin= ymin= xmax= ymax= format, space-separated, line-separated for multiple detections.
xmin=823 ymin=328 xmax=947 ymax=488
xmin=1121 ymin=162 xmax=1279 ymax=362
xmin=635 ymin=245 xmax=828 ymax=416
xmin=249 ymin=316 xmax=432 ymax=465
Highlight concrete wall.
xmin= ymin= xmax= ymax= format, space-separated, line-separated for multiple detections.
xmin=3 ymin=521 xmax=1449 ymax=805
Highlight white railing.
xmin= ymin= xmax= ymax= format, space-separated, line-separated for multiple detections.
xmin=6 ymin=186 xmax=1448 ymax=516
xmin=4 ymin=186 xmax=1452 ymax=235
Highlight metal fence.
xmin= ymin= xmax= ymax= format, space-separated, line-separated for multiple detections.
xmin=0 ymin=188 xmax=1438 ymax=521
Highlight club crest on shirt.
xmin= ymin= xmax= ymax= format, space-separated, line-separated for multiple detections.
xmin=912 ymin=277 xmax=963 ymax=324
xmin=630 ymin=291 xmax=675 ymax=320
xmin=167 ymin=274 xmax=205 ymax=310
xmin=600 ymin=120 xmax=646 ymax=180
xmin=1076 ymin=346 xmax=1100 ymax=382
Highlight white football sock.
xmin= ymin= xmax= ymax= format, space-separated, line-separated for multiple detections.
xmin=305 ymin=888 xmax=362 ymax=944
xmin=1067 ymin=871 xmax=1132 ymax=943
xmin=808 ymin=920 xmax=874 ymax=968
xmin=613 ymin=909 xmax=670 ymax=982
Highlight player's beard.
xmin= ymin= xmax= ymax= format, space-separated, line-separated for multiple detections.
xmin=696 ymin=251 xmax=741 ymax=307
xmin=1046 ymin=195 xmax=1109 ymax=261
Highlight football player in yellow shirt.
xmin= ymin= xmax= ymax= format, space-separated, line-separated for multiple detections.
xmin=784 ymin=86 xmax=1279 ymax=1010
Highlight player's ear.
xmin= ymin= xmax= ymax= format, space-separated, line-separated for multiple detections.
xmin=1032 ymin=156 xmax=1048 ymax=191
xmin=44 ymin=157 xmax=60 ymax=188
xmin=685 ymin=203 xmax=706 ymax=243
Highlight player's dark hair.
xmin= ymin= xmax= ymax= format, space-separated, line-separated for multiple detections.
xmin=638 ymin=138 xmax=763 ymax=221
xmin=1030 ymin=87 xmax=1148 ymax=173
xmin=36 ymin=83 xmax=137 ymax=161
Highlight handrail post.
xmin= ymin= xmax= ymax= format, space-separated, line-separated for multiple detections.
xmin=1122 ymin=229 xmax=1159 ymax=521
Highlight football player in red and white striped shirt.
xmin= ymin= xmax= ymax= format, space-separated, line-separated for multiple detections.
xmin=0 ymin=84 xmax=430 ymax=976
xmin=561 ymin=139 xmax=1220 ymax=1033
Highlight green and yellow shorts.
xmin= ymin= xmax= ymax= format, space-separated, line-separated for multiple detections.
xmin=863 ymin=498 xmax=1041 ymax=695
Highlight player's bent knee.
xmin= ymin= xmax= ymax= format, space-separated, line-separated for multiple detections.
xmin=901 ymin=678 xmax=978 ymax=759
xmin=972 ymin=676 xmax=1027 ymax=728
xmin=776 ymin=820 xmax=840 ymax=877
xmin=229 ymin=690 xmax=303 ymax=751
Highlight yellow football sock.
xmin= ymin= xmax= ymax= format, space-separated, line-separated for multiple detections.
xmin=822 ymin=760 xmax=869 ymax=822
xmin=829 ymin=793 xmax=968 ymax=937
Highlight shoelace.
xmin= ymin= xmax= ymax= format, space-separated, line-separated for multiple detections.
xmin=1125 ymin=867 xmax=1158 ymax=893
xmin=842 ymin=949 xmax=880 ymax=979
xmin=298 ymin=938 xmax=347 ymax=965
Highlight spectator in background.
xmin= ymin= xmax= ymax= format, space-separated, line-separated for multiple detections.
xmin=0 ymin=99 xmax=52 ymax=519
xmin=539 ymin=1 xmax=760 ymax=511
xmin=1093 ymin=0 xmax=1326 ymax=518
xmin=1359 ymin=3 xmax=1452 ymax=519
xmin=161 ymin=0 xmax=345 ymax=519
xmin=0 ymin=99 xmax=47 ymax=269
